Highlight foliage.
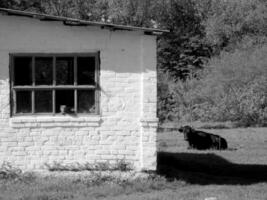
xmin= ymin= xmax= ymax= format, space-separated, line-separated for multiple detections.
xmin=0 ymin=162 xmax=22 ymax=180
xmin=158 ymin=33 xmax=212 ymax=81
xmin=157 ymin=0 xmax=212 ymax=80
xmin=201 ymin=0 xmax=267 ymax=51
xmin=158 ymin=44 xmax=267 ymax=126
xmin=0 ymin=0 xmax=157 ymax=26
xmin=45 ymin=160 xmax=133 ymax=172
xmin=0 ymin=162 xmax=37 ymax=183
xmin=158 ymin=0 xmax=267 ymax=125
xmin=0 ymin=0 xmax=42 ymax=12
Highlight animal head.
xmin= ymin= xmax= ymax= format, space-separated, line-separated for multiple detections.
xmin=178 ymin=126 xmax=193 ymax=140
xmin=178 ymin=126 xmax=193 ymax=133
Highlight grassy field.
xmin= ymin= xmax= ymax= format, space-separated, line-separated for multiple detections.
xmin=0 ymin=128 xmax=267 ymax=200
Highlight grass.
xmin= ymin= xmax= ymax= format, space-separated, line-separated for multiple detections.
xmin=0 ymin=172 xmax=185 ymax=200
xmin=0 ymin=128 xmax=267 ymax=200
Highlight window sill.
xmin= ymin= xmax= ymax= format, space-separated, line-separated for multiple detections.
xmin=10 ymin=115 xmax=101 ymax=128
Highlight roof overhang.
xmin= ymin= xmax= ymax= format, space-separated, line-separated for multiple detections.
xmin=0 ymin=8 xmax=169 ymax=35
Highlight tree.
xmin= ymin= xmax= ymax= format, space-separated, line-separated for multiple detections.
xmin=157 ymin=0 xmax=212 ymax=80
xmin=203 ymin=0 xmax=267 ymax=51
xmin=0 ymin=0 xmax=42 ymax=12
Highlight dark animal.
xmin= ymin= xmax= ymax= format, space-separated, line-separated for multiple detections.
xmin=178 ymin=126 xmax=228 ymax=150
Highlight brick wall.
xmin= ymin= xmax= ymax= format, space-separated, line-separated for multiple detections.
xmin=0 ymin=15 xmax=158 ymax=171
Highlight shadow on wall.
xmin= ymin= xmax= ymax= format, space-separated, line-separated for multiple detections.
xmin=157 ymin=152 xmax=267 ymax=185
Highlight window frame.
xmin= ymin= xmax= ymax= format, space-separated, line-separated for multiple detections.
xmin=10 ymin=53 xmax=100 ymax=116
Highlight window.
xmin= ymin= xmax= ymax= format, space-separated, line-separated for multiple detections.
xmin=10 ymin=53 xmax=100 ymax=115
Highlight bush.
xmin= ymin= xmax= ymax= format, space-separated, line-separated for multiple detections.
xmin=45 ymin=160 xmax=133 ymax=172
xmin=0 ymin=162 xmax=22 ymax=180
xmin=0 ymin=162 xmax=37 ymax=183
xmin=158 ymin=44 xmax=267 ymax=127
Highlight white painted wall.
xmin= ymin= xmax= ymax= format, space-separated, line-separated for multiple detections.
xmin=0 ymin=15 xmax=158 ymax=171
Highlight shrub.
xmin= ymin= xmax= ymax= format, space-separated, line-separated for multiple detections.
xmin=0 ymin=162 xmax=37 ymax=183
xmin=0 ymin=162 xmax=22 ymax=180
xmin=158 ymin=44 xmax=267 ymax=127
xmin=45 ymin=160 xmax=133 ymax=172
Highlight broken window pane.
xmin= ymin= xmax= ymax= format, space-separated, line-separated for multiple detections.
xmin=14 ymin=57 xmax=32 ymax=86
xmin=77 ymin=57 xmax=95 ymax=85
xmin=16 ymin=91 xmax=31 ymax=113
xmin=56 ymin=57 xmax=74 ymax=85
xmin=35 ymin=91 xmax=52 ymax=113
xmin=35 ymin=57 xmax=53 ymax=85
xmin=78 ymin=90 xmax=95 ymax=113
xmin=56 ymin=90 xmax=74 ymax=113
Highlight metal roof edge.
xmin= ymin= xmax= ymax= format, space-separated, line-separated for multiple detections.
xmin=0 ymin=8 xmax=169 ymax=34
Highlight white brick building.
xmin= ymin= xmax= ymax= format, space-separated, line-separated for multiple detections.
xmin=0 ymin=8 xmax=168 ymax=171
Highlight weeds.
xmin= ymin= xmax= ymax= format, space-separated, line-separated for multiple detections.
xmin=0 ymin=162 xmax=37 ymax=184
xmin=0 ymin=162 xmax=22 ymax=180
xmin=45 ymin=160 xmax=133 ymax=172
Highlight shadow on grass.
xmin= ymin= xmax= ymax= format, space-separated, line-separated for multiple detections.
xmin=157 ymin=152 xmax=267 ymax=185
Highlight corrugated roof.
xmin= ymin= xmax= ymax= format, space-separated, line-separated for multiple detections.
xmin=0 ymin=8 xmax=169 ymax=35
